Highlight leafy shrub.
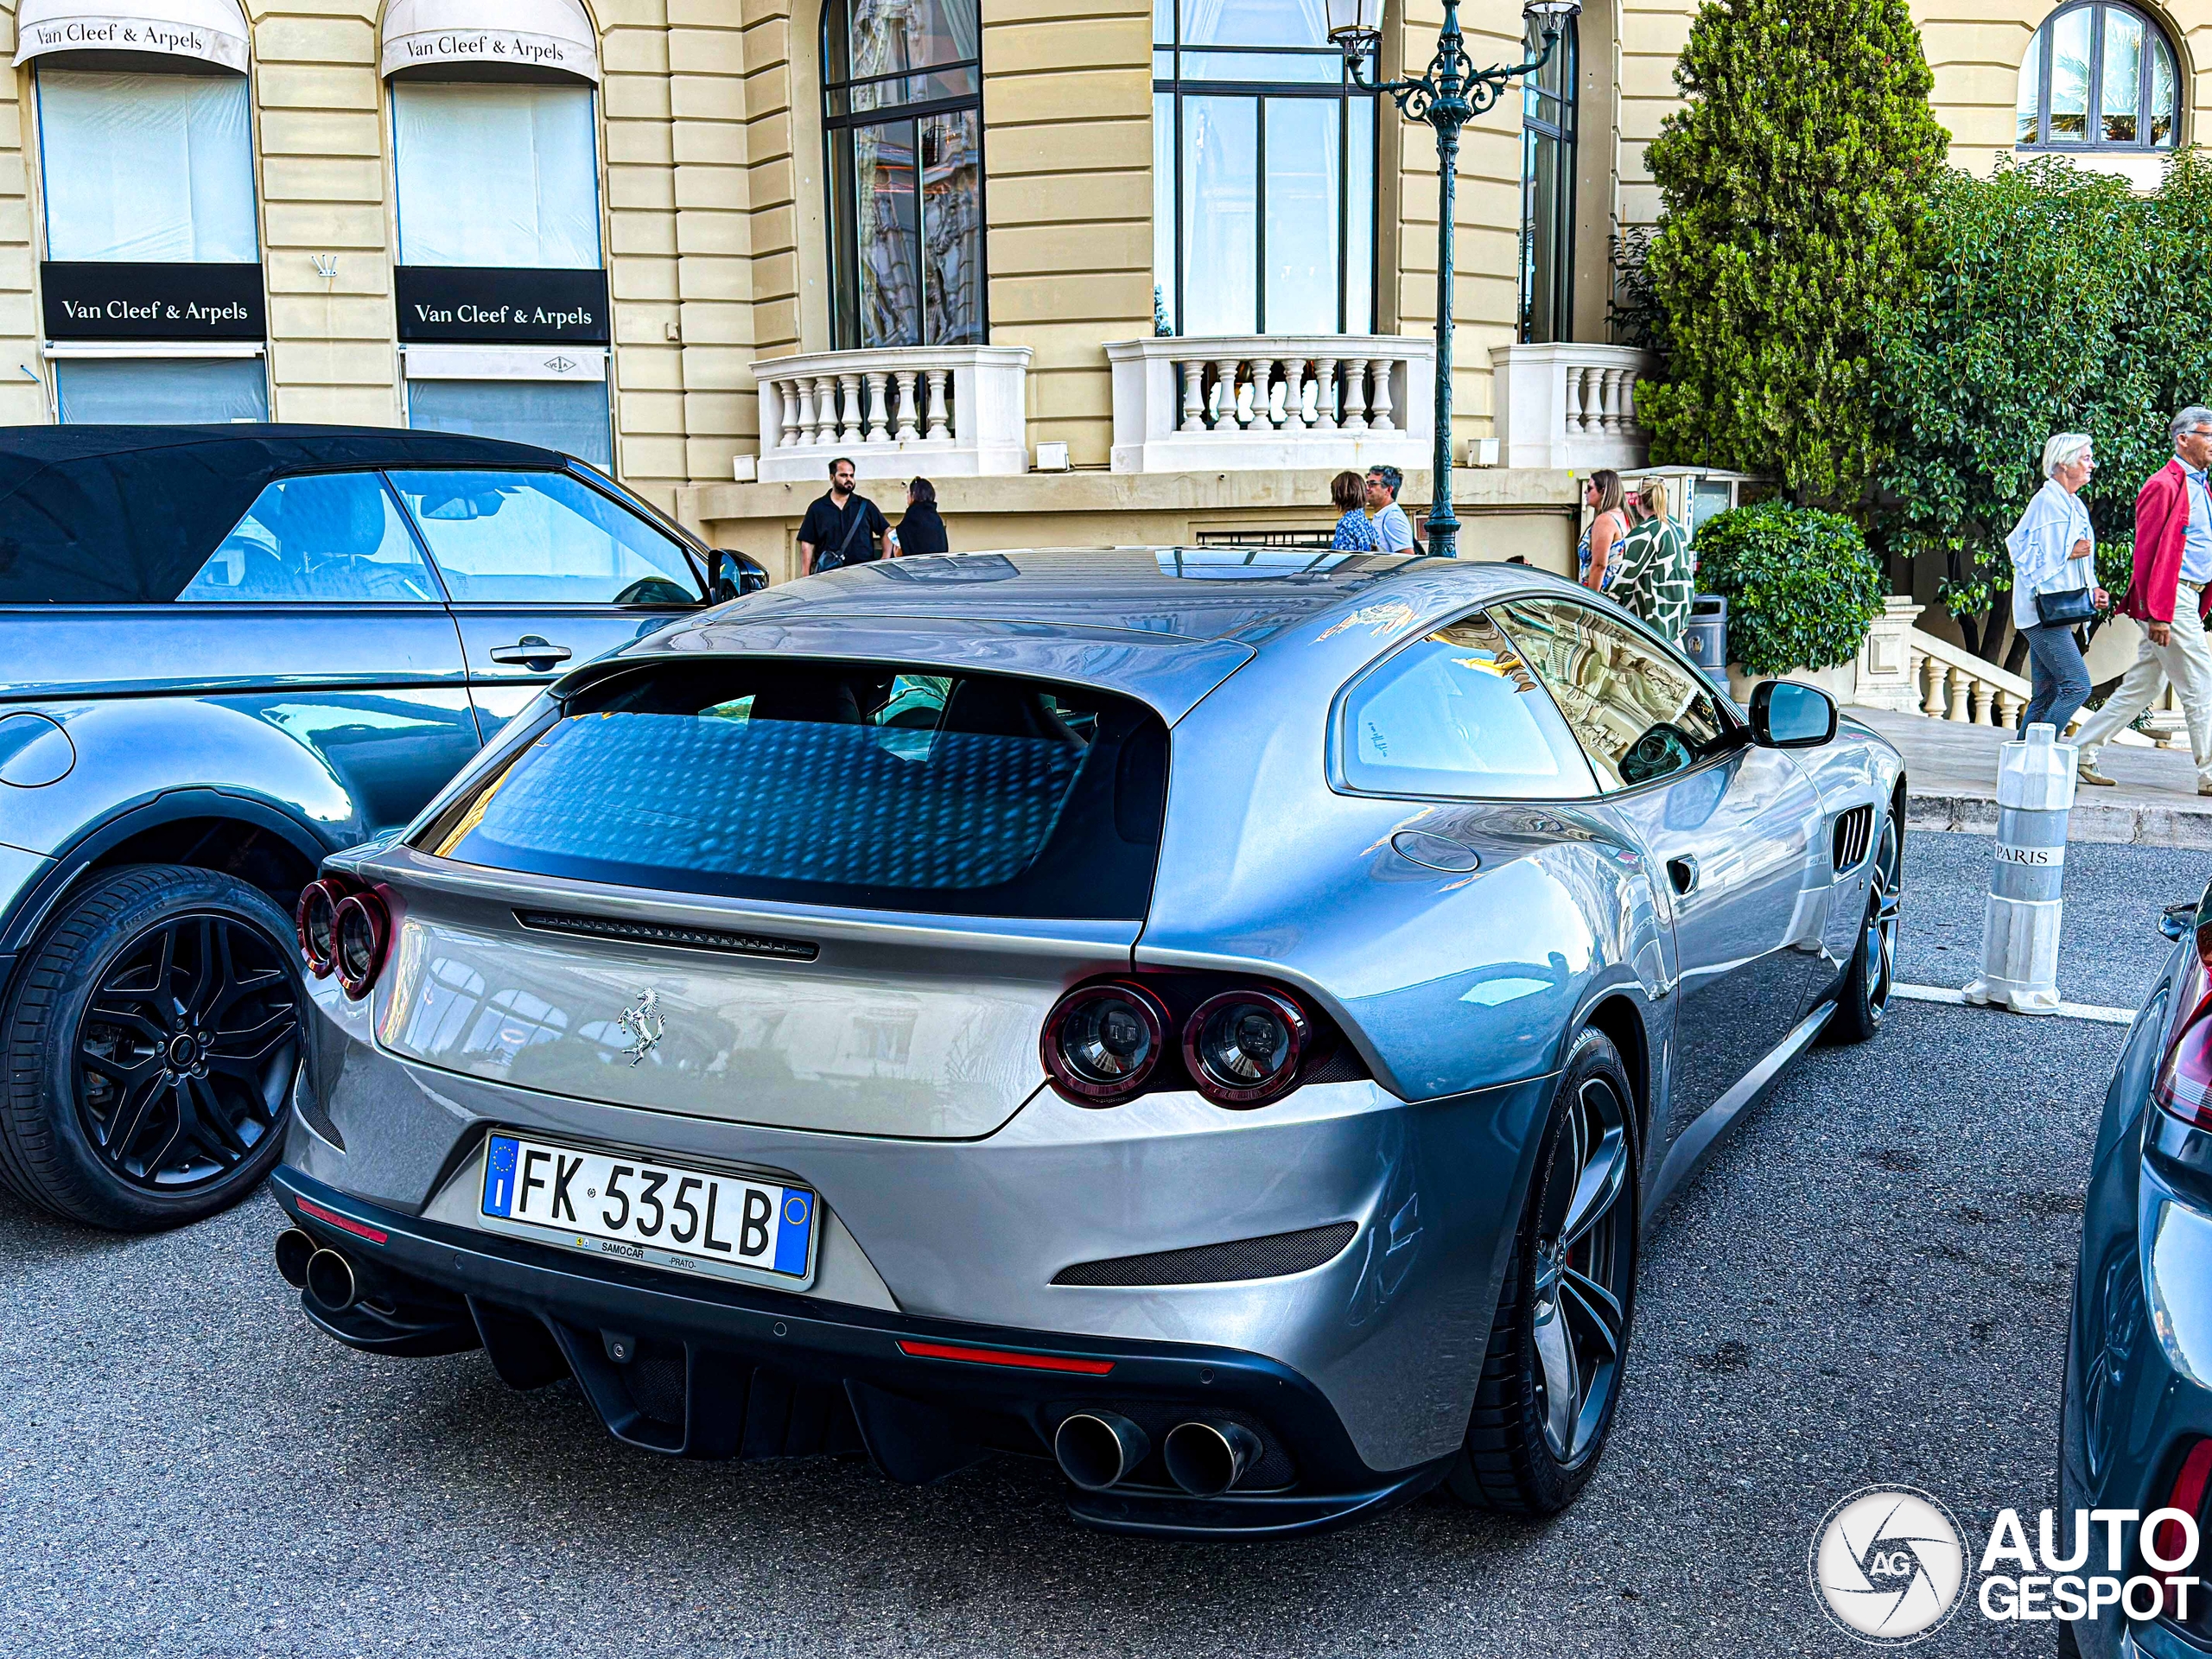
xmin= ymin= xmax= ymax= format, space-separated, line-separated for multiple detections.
xmin=1693 ymin=499 xmax=1885 ymax=674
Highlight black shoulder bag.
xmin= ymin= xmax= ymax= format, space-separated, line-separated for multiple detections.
xmin=815 ymin=503 xmax=873 ymax=572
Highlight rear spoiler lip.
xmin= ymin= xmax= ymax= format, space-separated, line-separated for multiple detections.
xmin=323 ymin=841 xmax=1142 ymax=963
xmin=548 ymin=613 xmax=1256 ymax=728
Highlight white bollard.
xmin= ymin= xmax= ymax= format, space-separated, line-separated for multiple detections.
xmin=1963 ymin=721 xmax=2076 ymax=1015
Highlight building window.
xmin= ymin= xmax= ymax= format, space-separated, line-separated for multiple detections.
xmin=35 ymin=65 xmax=269 ymax=421
xmin=823 ymin=0 xmax=986 ymax=350
xmin=1151 ymin=0 xmax=1377 ymax=337
xmin=1518 ymin=18 xmax=1575 ymax=345
xmin=385 ymin=10 xmax=612 ymax=468
xmin=2017 ymin=1 xmax=2179 ymax=150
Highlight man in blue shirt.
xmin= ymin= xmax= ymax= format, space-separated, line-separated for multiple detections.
xmin=1364 ymin=466 xmax=1420 ymax=555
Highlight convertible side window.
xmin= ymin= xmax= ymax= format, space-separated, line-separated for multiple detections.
xmin=385 ymin=469 xmax=701 ymax=606
xmin=1491 ymin=597 xmax=1726 ymax=791
xmin=176 ymin=473 xmax=442 ymax=604
xmin=1337 ymin=611 xmax=1598 ymax=800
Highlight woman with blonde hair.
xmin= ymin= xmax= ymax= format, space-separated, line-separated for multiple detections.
xmin=1578 ymin=470 xmax=1629 ymax=591
xmin=2005 ymin=431 xmax=2107 ymax=736
xmin=1611 ymin=477 xmax=1696 ymax=640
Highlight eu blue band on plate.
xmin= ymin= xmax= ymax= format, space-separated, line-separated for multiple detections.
xmin=482 ymin=1135 xmax=519 ymax=1217
xmin=774 ymin=1188 xmax=813 ymax=1276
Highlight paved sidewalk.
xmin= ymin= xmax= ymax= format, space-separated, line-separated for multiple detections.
xmin=1853 ymin=706 xmax=2212 ymax=848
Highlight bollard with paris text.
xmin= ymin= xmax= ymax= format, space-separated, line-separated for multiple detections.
xmin=1963 ymin=721 xmax=2076 ymax=1015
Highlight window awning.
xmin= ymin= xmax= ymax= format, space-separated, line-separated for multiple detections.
xmin=13 ymin=0 xmax=249 ymax=73
xmin=380 ymin=0 xmax=599 ymax=83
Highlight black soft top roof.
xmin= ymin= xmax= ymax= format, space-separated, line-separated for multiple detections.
xmin=0 ymin=423 xmax=569 ymax=604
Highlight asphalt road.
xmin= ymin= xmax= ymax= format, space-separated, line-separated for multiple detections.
xmin=0 ymin=831 xmax=2196 ymax=1657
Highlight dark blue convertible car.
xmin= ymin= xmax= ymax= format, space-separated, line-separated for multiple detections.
xmin=0 ymin=425 xmax=760 ymax=1230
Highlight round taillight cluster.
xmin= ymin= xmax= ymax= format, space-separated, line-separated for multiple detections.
xmin=1183 ymin=989 xmax=1308 ymax=1104
xmin=295 ymin=875 xmax=391 ymax=1001
xmin=1041 ymin=979 xmax=1314 ymax=1108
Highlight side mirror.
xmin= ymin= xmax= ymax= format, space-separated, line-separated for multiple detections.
xmin=1749 ymin=679 xmax=1837 ymax=748
xmin=2164 ymin=901 xmax=2197 ymax=942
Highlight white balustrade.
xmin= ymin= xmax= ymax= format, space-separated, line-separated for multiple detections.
xmin=1905 ymin=631 xmax=2033 ymax=731
xmin=1488 ymin=342 xmax=1660 ymax=472
xmin=1104 ymin=334 xmax=1433 ymax=474
xmin=751 ymin=345 xmax=1032 ymax=482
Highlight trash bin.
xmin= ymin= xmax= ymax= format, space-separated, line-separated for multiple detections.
xmin=1680 ymin=595 xmax=1727 ymax=680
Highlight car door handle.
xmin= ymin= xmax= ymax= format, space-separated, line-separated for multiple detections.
xmin=1668 ymin=855 xmax=1700 ymax=896
xmin=488 ymin=636 xmax=573 ymax=667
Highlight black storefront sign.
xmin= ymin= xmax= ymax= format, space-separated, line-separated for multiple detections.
xmin=41 ymin=262 xmax=266 ymax=341
xmin=395 ymin=266 xmax=610 ymax=345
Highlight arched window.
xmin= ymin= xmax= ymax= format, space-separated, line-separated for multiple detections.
xmin=1518 ymin=16 xmax=1576 ymax=344
xmin=1151 ymin=0 xmax=1377 ymax=337
xmin=2017 ymin=1 xmax=2179 ymax=151
xmin=823 ymin=0 xmax=986 ymax=351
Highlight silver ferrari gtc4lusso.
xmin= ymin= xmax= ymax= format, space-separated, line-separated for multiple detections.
xmin=270 ymin=548 xmax=1904 ymax=1538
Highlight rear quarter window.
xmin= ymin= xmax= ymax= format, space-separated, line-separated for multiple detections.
xmin=416 ymin=659 xmax=1169 ymax=921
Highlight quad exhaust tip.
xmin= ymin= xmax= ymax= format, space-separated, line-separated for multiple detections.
xmin=1053 ymin=1412 xmax=1150 ymax=1491
xmin=1162 ymin=1419 xmax=1262 ymax=1497
xmin=273 ymin=1227 xmax=315 ymax=1289
xmin=303 ymin=1247 xmax=359 ymax=1313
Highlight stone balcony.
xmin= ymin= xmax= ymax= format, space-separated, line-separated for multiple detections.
xmin=750 ymin=345 xmax=1033 ymax=483
xmin=1488 ymin=342 xmax=1660 ymax=473
xmin=1104 ymin=334 xmax=1433 ymax=474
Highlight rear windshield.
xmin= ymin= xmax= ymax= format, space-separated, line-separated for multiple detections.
xmin=416 ymin=660 xmax=1170 ymax=920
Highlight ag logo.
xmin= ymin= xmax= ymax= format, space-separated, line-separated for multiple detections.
xmin=1811 ymin=1486 xmax=1967 ymax=1644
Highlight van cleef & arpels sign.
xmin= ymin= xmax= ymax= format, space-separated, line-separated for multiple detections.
xmin=12 ymin=10 xmax=249 ymax=73
xmin=41 ymin=263 xmax=266 ymax=341
xmin=395 ymin=267 xmax=610 ymax=346
xmin=381 ymin=29 xmax=595 ymax=79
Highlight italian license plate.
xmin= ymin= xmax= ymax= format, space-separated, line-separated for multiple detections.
xmin=476 ymin=1133 xmax=817 ymax=1288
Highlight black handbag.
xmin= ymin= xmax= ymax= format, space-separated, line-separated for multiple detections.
xmin=2034 ymin=585 xmax=2097 ymax=627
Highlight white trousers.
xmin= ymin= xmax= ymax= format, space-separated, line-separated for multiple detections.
xmin=2075 ymin=582 xmax=2212 ymax=787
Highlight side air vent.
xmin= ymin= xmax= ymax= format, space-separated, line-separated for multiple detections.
xmin=1051 ymin=1221 xmax=1358 ymax=1288
xmin=1831 ymin=805 xmax=1875 ymax=874
xmin=514 ymin=910 xmax=819 ymax=963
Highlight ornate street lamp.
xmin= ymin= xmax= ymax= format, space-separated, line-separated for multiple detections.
xmin=1329 ymin=0 xmax=1581 ymax=559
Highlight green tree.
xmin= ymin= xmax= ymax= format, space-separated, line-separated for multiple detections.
xmin=1873 ymin=152 xmax=2212 ymax=667
xmin=1639 ymin=0 xmax=1948 ymax=505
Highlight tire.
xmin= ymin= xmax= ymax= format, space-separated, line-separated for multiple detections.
xmin=0 ymin=864 xmax=305 ymax=1230
xmin=1447 ymin=1027 xmax=1639 ymax=1516
xmin=1827 ymin=812 xmax=1901 ymax=1046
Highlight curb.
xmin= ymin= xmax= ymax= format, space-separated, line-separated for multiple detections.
xmin=1908 ymin=791 xmax=2212 ymax=849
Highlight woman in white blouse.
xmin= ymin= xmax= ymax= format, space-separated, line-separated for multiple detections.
xmin=2005 ymin=432 xmax=2107 ymax=736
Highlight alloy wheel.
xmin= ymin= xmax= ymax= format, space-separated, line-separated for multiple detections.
xmin=1864 ymin=818 xmax=1900 ymax=1021
xmin=74 ymin=913 xmax=300 ymax=1190
xmin=1529 ymin=1071 xmax=1635 ymax=1466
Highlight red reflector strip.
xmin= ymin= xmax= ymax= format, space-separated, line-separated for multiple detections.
xmin=895 ymin=1339 xmax=1114 ymax=1376
xmin=295 ymin=1196 xmax=389 ymax=1246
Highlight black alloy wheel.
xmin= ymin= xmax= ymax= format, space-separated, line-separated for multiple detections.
xmin=1828 ymin=813 xmax=1900 ymax=1045
xmin=0 ymin=865 xmax=304 ymax=1230
xmin=78 ymin=911 xmax=297 ymax=1188
xmin=1449 ymin=1027 xmax=1639 ymax=1516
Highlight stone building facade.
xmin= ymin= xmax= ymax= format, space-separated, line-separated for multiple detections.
xmin=0 ymin=0 xmax=2199 ymax=578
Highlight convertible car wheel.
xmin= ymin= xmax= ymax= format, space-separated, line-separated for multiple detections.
xmin=1827 ymin=814 xmax=1900 ymax=1045
xmin=0 ymin=865 xmax=302 ymax=1230
xmin=1448 ymin=1027 xmax=1639 ymax=1516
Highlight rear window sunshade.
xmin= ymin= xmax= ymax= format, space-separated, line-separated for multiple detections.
xmin=416 ymin=658 xmax=1170 ymax=922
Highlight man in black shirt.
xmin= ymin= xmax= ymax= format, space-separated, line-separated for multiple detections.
xmin=797 ymin=457 xmax=889 ymax=575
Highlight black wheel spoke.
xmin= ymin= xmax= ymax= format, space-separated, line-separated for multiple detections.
xmin=1557 ymin=1125 xmax=1627 ymax=1253
xmin=72 ymin=907 xmax=300 ymax=1192
xmin=1560 ymin=1267 xmax=1624 ymax=1359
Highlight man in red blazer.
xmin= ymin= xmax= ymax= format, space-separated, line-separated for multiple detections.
xmin=2075 ymin=407 xmax=2212 ymax=793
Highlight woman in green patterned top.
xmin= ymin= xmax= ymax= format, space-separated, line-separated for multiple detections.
xmin=1612 ymin=477 xmax=1695 ymax=642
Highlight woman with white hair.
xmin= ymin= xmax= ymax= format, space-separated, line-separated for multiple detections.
xmin=2005 ymin=431 xmax=2107 ymax=736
